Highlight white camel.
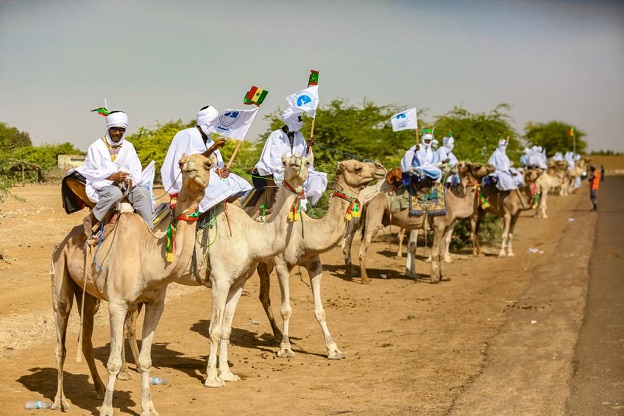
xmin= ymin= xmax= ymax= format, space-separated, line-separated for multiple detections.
xmin=256 ymin=160 xmax=386 ymax=358
xmin=50 ymin=141 xmax=223 ymax=416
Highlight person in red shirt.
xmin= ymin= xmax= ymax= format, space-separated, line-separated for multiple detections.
xmin=589 ymin=165 xmax=600 ymax=211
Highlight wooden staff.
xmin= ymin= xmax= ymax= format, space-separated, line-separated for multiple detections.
xmin=306 ymin=117 xmax=316 ymax=156
xmin=226 ymin=139 xmax=242 ymax=170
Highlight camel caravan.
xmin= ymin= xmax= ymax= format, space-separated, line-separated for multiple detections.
xmin=51 ymin=107 xmax=589 ymax=414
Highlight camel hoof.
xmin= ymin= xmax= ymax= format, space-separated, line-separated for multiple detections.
xmin=52 ymin=398 xmax=70 ymax=411
xmin=443 ymin=256 xmax=452 ymax=263
xmin=140 ymin=402 xmax=159 ymax=416
xmin=328 ymin=350 xmax=346 ymax=360
xmin=361 ymin=279 xmax=372 ymax=285
xmin=100 ymin=405 xmax=115 ymax=416
xmin=117 ymin=369 xmax=134 ymax=381
xmin=204 ymin=376 xmax=226 ymax=388
xmin=277 ymin=348 xmax=296 ymax=358
xmin=218 ymin=371 xmax=240 ymax=382
xmin=507 ymin=252 xmax=515 ymax=257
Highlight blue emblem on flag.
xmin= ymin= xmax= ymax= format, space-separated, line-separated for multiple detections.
xmin=216 ymin=110 xmax=241 ymax=132
xmin=292 ymin=91 xmax=317 ymax=111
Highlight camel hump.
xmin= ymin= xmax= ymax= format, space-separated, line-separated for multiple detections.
xmin=202 ymin=138 xmax=227 ymax=158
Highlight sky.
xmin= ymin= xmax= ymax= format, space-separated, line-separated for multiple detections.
xmin=1 ymin=0 xmax=623 ymax=153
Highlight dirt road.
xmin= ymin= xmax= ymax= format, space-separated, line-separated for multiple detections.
xmin=0 ymin=180 xmax=617 ymax=415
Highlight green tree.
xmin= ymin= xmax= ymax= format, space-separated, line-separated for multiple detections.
xmin=9 ymin=142 xmax=81 ymax=171
xmin=0 ymin=122 xmax=32 ymax=150
xmin=432 ymin=104 xmax=520 ymax=164
xmin=524 ymin=121 xmax=585 ymax=156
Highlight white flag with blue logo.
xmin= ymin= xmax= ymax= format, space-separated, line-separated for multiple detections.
xmin=390 ymin=108 xmax=418 ymax=132
xmin=208 ymin=107 xmax=259 ymax=141
xmin=285 ymin=85 xmax=320 ymax=117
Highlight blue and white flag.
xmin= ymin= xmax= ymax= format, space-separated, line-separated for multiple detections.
xmin=208 ymin=107 xmax=259 ymax=141
xmin=391 ymin=108 xmax=418 ymax=132
xmin=285 ymin=85 xmax=320 ymax=117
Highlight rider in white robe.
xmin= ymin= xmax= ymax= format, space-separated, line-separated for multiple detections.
xmin=160 ymin=105 xmax=252 ymax=213
xmin=435 ymin=135 xmax=459 ymax=185
xmin=401 ymin=132 xmax=441 ymax=182
xmin=254 ymin=107 xmax=327 ymax=206
xmin=486 ymin=139 xmax=523 ymax=191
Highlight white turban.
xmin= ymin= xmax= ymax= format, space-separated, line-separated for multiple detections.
xmin=443 ymin=136 xmax=455 ymax=151
xmin=498 ymin=139 xmax=508 ymax=149
xmin=197 ymin=105 xmax=219 ymax=127
xmin=421 ymin=133 xmax=433 ymax=143
xmin=282 ymin=107 xmax=303 ymax=132
xmin=106 ymin=112 xmax=128 ymax=129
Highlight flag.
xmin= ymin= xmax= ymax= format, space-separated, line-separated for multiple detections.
xmin=244 ymin=86 xmax=268 ymax=105
xmin=568 ymin=127 xmax=575 ymax=136
xmin=207 ymin=107 xmax=259 ymax=141
xmin=308 ymin=70 xmax=319 ymax=87
xmin=390 ymin=108 xmax=417 ymax=132
xmin=285 ymin=85 xmax=320 ymax=117
xmin=91 ymin=107 xmax=110 ymax=116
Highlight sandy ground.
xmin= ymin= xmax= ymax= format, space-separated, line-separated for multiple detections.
xmin=0 ymin=182 xmax=597 ymax=415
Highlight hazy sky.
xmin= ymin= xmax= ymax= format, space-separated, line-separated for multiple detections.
xmin=1 ymin=0 xmax=623 ymax=153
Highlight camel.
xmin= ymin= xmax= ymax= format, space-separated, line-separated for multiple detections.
xmin=50 ymin=141 xmax=224 ymax=416
xmin=118 ymin=153 xmax=312 ymax=387
xmin=200 ymin=153 xmax=312 ymax=388
xmin=256 ymin=160 xmax=386 ymax=359
xmin=471 ymin=168 xmax=542 ymax=258
xmin=565 ymin=157 xmax=589 ymax=195
xmin=535 ymin=161 xmax=566 ymax=219
xmin=426 ymin=162 xmax=496 ymax=282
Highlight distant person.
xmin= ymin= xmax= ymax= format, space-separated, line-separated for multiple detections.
xmin=588 ymin=165 xmax=600 ymax=211
xmin=160 ymin=105 xmax=252 ymax=214
xmin=77 ymin=111 xmax=154 ymax=237
xmin=485 ymin=139 xmax=523 ymax=191
xmin=401 ymin=130 xmax=442 ymax=186
xmin=600 ymin=164 xmax=605 ymax=181
xmin=435 ymin=135 xmax=459 ymax=185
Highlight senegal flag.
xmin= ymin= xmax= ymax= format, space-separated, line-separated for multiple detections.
xmin=91 ymin=107 xmax=110 ymax=116
xmin=308 ymin=70 xmax=319 ymax=87
xmin=244 ymin=86 xmax=268 ymax=105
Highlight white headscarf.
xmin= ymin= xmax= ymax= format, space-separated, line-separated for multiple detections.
xmin=421 ymin=133 xmax=433 ymax=149
xmin=282 ymin=107 xmax=303 ymax=132
xmin=196 ymin=105 xmax=219 ymax=136
xmin=106 ymin=112 xmax=128 ymax=129
xmin=497 ymin=138 xmax=508 ymax=151
xmin=443 ymin=136 xmax=455 ymax=151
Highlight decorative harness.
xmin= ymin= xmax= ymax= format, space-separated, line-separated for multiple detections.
xmin=166 ymin=193 xmax=200 ymax=262
xmin=332 ymin=189 xmax=361 ymax=221
xmin=282 ymin=180 xmax=306 ymax=222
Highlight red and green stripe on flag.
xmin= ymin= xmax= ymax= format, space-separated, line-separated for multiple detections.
xmin=91 ymin=107 xmax=110 ymax=116
xmin=244 ymin=86 xmax=268 ymax=105
xmin=308 ymin=70 xmax=319 ymax=87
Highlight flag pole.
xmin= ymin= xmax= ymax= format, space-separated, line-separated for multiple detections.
xmin=226 ymin=139 xmax=243 ymax=170
xmin=305 ymin=70 xmax=319 ymax=156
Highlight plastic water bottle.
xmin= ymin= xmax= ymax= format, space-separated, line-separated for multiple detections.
xmin=149 ymin=376 xmax=168 ymax=385
xmin=25 ymin=401 xmax=53 ymax=409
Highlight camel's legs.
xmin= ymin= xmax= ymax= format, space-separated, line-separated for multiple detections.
xmin=137 ymin=292 xmax=167 ymax=416
xmin=499 ymin=213 xmax=512 ymax=257
xmin=443 ymin=222 xmax=455 ymax=263
xmin=100 ymin=301 xmax=129 ymax=416
xmin=430 ymin=223 xmax=444 ymax=284
xmin=258 ymin=262 xmax=282 ymax=340
xmin=506 ymin=214 xmax=520 ymax=257
xmin=74 ymin=288 xmax=105 ymax=398
xmin=341 ymin=218 xmax=358 ymax=279
xmin=358 ymin=223 xmax=379 ymax=285
xmin=471 ymin=211 xmax=483 ymax=256
xmin=405 ymin=229 xmax=419 ymax=279
xmin=396 ymin=228 xmax=406 ymax=259
xmin=216 ymin=279 xmax=247 ymax=382
xmin=275 ymin=260 xmax=295 ymax=358
xmin=119 ymin=306 xmax=141 ymax=380
xmin=51 ymin=260 xmax=74 ymax=411
xmin=305 ymin=258 xmax=345 ymax=359
xmin=206 ymin=279 xmax=227 ymax=388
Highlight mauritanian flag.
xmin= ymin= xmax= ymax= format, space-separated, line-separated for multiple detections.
xmin=91 ymin=107 xmax=110 ymax=116
xmin=308 ymin=70 xmax=319 ymax=87
xmin=568 ymin=127 xmax=575 ymax=136
xmin=244 ymin=86 xmax=268 ymax=105
xmin=390 ymin=108 xmax=418 ymax=132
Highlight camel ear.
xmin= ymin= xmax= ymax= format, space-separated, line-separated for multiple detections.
xmin=202 ymin=138 xmax=226 ymax=158
xmin=336 ymin=161 xmax=345 ymax=174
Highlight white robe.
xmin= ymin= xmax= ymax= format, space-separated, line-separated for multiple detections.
xmin=487 ymin=148 xmax=523 ymax=191
xmin=76 ymin=135 xmax=142 ymax=203
xmin=254 ymin=129 xmax=328 ymax=206
xmin=401 ymin=144 xmax=441 ymax=181
xmin=435 ymin=146 xmax=459 ymax=185
xmin=160 ymin=127 xmax=251 ymax=213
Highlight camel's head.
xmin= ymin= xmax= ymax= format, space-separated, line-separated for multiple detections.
xmin=523 ymin=167 xmax=542 ymax=183
xmin=555 ymin=160 xmax=569 ymax=171
xmin=282 ymin=153 xmax=311 ymax=189
xmin=458 ymin=162 xmax=495 ymax=183
xmin=336 ymin=159 xmax=386 ymax=192
xmin=178 ymin=139 xmax=225 ymax=195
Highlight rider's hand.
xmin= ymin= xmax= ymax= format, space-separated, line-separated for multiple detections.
xmin=308 ymin=137 xmax=316 ymax=147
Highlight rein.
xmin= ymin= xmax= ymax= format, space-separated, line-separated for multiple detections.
xmin=166 ymin=202 xmax=200 ymax=262
xmin=332 ymin=189 xmax=361 ymax=220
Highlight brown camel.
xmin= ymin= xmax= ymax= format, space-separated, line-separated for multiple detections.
xmin=50 ymin=141 xmax=224 ymax=416
xmin=535 ymin=161 xmax=566 ymax=219
xmin=256 ymin=160 xmax=386 ymax=358
xmin=427 ymin=162 xmax=496 ymax=282
xmin=471 ymin=168 xmax=542 ymax=257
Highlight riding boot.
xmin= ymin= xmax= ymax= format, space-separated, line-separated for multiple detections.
xmin=83 ymin=212 xmax=97 ymax=237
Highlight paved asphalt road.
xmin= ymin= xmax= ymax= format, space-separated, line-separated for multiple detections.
xmin=568 ymin=174 xmax=624 ymax=416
